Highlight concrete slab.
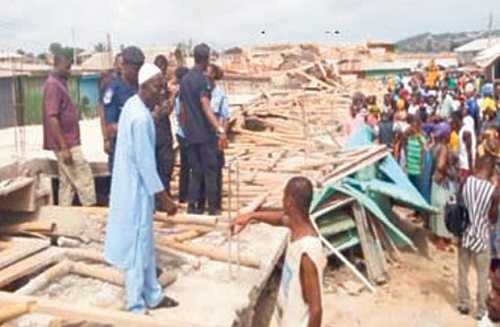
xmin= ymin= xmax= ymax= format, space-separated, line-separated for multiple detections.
xmin=156 ymin=224 xmax=288 ymax=326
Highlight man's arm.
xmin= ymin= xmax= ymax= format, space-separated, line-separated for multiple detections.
xmin=231 ymin=211 xmax=289 ymax=234
xmin=45 ymin=84 xmax=72 ymax=164
xmin=49 ymin=116 xmax=72 ymax=164
xmin=180 ymin=100 xmax=187 ymax=129
xmin=300 ymin=254 xmax=322 ymax=327
xmin=201 ymin=95 xmax=222 ymax=132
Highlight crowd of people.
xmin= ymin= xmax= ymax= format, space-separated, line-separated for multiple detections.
xmin=98 ymin=44 xmax=230 ymax=216
xmin=40 ymin=43 xmax=500 ymax=324
xmin=344 ymin=60 xmax=500 ymax=324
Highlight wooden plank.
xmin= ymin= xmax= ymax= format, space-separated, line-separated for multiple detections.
xmin=157 ymin=242 xmax=261 ymax=269
xmin=15 ymin=260 xmax=73 ymax=296
xmin=0 ymin=238 xmax=50 ymax=270
xmin=0 ymin=221 xmax=55 ymax=236
xmin=352 ymin=203 xmax=388 ymax=284
xmin=70 ymin=262 xmax=177 ymax=288
xmin=0 ymin=291 xmax=184 ymax=327
xmin=0 ymin=247 xmax=66 ymax=288
xmin=320 ymin=147 xmax=390 ymax=185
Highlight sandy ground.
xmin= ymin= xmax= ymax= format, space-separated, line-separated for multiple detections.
xmin=322 ymin=246 xmax=478 ymax=327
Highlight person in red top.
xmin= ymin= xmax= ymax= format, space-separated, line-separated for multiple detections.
xmin=42 ymin=51 xmax=96 ymax=206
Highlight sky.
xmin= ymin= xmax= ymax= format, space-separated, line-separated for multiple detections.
xmin=0 ymin=0 xmax=499 ymax=54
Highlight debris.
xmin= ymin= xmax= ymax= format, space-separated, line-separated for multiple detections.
xmin=341 ymin=281 xmax=365 ymax=296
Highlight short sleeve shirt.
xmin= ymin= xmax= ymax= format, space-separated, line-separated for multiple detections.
xmin=211 ymin=86 xmax=230 ymax=120
xmin=179 ymin=66 xmax=214 ymax=145
xmin=103 ymin=76 xmax=136 ymax=126
xmin=42 ymin=74 xmax=81 ymax=151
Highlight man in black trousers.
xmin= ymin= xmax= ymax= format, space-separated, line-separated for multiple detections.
xmin=179 ymin=43 xmax=227 ymax=215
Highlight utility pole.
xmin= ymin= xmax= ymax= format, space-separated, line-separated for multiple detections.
xmin=71 ymin=27 xmax=77 ymax=65
xmin=487 ymin=11 xmax=493 ymax=47
xmin=107 ymin=33 xmax=113 ymax=67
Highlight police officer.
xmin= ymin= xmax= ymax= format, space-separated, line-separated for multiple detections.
xmin=152 ymin=54 xmax=175 ymax=209
xmin=102 ymin=46 xmax=145 ymax=173
xmin=179 ymin=43 xmax=227 ymax=216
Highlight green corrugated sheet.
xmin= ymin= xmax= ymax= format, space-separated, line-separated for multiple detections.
xmin=330 ymin=232 xmax=360 ymax=252
xmin=346 ymin=178 xmax=436 ymax=212
xmin=20 ymin=75 xmax=80 ymax=125
xmin=331 ymin=183 xmax=415 ymax=248
xmin=317 ymin=214 xmax=356 ymax=236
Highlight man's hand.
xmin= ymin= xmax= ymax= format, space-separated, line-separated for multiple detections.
xmin=162 ymin=193 xmax=178 ymax=216
xmin=61 ymin=149 xmax=73 ymax=165
xmin=103 ymin=140 xmax=111 ymax=155
xmin=230 ymin=213 xmax=253 ymax=235
xmin=218 ymin=134 xmax=228 ymax=151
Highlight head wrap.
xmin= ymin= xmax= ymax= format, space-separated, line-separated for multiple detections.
xmin=433 ymin=122 xmax=451 ymax=139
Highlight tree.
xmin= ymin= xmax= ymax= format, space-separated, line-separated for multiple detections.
xmin=37 ymin=53 xmax=47 ymax=62
xmin=94 ymin=42 xmax=106 ymax=52
xmin=16 ymin=49 xmax=25 ymax=55
xmin=49 ymin=42 xmax=63 ymax=55
xmin=48 ymin=42 xmax=76 ymax=64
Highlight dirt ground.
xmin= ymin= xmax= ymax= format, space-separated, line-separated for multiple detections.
xmin=322 ymin=247 xmax=477 ymax=327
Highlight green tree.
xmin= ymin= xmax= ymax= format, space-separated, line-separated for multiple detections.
xmin=16 ymin=49 xmax=25 ymax=55
xmin=49 ymin=42 xmax=63 ymax=55
xmin=94 ymin=42 xmax=106 ymax=52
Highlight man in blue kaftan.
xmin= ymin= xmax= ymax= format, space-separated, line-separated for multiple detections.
xmin=105 ymin=63 xmax=178 ymax=314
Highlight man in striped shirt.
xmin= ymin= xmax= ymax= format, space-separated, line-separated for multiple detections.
xmin=459 ymin=147 xmax=499 ymax=320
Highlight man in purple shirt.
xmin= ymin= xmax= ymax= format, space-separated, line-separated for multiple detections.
xmin=42 ymin=52 xmax=96 ymax=206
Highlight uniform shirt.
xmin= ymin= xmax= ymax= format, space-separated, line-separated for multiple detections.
xmin=42 ymin=73 xmax=81 ymax=151
xmin=179 ymin=66 xmax=214 ymax=145
xmin=210 ymin=86 xmax=230 ymax=121
xmin=102 ymin=76 xmax=137 ymax=126
xmin=462 ymin=176 xmax=495 ymax=253
xmin=173 ymin=96 xmax=185 ymax=138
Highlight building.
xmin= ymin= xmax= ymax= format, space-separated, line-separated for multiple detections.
xmin=0 ymin=63 xmax=100 ymax=129
xmin=454 ymin=37 xmax=500 ymax=66
xmin=475 ymin=44 xmax=500 ymax=85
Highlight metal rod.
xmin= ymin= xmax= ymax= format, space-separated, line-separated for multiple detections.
xmin=236 ymin=159 xmax=241 ymax=276
xmin=227 ymin=160 xmax=233 ymax=279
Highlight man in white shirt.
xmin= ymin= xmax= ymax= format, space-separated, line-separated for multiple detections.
xmin=232 ymin=177 xmax=326 ymax=327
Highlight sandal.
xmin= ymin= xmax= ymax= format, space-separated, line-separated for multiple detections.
xmin=153 ymin=296 xmax=179 ymax=309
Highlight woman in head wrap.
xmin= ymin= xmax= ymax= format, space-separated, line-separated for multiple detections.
xmin=430 ymin=122 xmax=454 ymax=251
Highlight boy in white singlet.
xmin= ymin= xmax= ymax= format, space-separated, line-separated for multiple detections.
xmin=232 ymin=176 xmax=326 ymax=327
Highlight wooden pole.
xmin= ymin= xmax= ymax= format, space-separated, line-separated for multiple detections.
xmin=157 ymin=242 xmax=261 ymax=269
xmin=15 ymin=260 xmax=73 ymax=296
xmin=0 ymin=301 xmax=36 ymax=323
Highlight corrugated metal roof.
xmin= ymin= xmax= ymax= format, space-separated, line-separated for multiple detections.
xmin=454 ymin=38 xmax=500 ymax=53
xmin=475 ymin=44 xmax=500 ymax=68
xmin=80 ymin=52 xmax=113 ymax=71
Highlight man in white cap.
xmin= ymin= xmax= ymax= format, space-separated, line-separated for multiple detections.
xmin=105 ymin=63 xmax=178 ymax=314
